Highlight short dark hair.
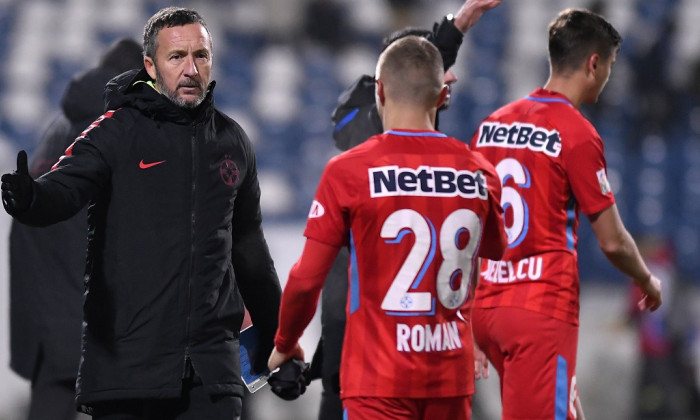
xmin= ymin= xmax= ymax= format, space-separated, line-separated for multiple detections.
xmin=143 ymin=7 xmax=211 ymax=59
xmin=548 ymin=8 xmax=621 ymax=73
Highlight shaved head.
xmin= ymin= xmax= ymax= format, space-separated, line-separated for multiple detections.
xmin=376 ymin=36 xmax=444 ymax=108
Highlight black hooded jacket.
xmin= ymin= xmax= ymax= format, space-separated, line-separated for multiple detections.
xmin=9 ymin=39 xmax=142 ymax=383
xmin=330 ymin=15 xmax=463 ymax=151
xmin=12 ymin=68 xmax=281 ymax=409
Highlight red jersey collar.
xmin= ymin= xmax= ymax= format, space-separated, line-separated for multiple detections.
xmin=525 ymin=88 xmax=574 ymax=108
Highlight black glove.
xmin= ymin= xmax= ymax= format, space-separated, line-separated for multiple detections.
xmin=1 ymin=150 xmax=34 ymax=215
xmin=268 ymin=358 xmax=311 ymax=401
xmin=429 ymin=15 xmax=465 ymax=71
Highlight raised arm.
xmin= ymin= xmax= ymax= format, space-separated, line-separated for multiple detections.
xmin=430 ymin=0 xmax=501 ymax=71
xmin=453 ymin=0 xmax=502 ymax=33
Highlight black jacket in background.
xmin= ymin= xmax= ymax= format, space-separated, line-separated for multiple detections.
xmin=9 ymin=39 xmax=142 ymax=384
xmin=11 ymin=68 xmax=282 ymax=410
xmin=330 ymin=15 xmax=462 ymax=152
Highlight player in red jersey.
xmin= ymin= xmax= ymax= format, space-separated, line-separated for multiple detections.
xmin=268 ymin=36 xmax=506 ymax=420
xmin=470 ymin=8 xmax=662 ymax=420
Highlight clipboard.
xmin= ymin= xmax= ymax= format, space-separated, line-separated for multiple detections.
xmin=239 ymin=324 xmax=270 ymax=393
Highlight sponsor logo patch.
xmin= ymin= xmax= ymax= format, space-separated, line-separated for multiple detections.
xmin=475 ymin=121 xmax=562 ymax=157
xmin=369 ymin=165 xmax=487 ymax=199
xmin=308 ymin=200 xmax=325 ymax=218
xmin=596 ymin=168 xmax=611 ymax=194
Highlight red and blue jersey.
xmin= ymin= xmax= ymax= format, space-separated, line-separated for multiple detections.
xmin=470 ymin=88 xmax=616 ymax=325
xmin=300 ymin=129 xmax=505 ymax=399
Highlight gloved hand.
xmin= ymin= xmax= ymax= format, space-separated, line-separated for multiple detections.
xmin=429 ymin=15 xmax=464 ymax=71
xmin=267 ymin=358 xmax=311 ymax=401
xmin=1 ymin=150 xmax=34 ymax=215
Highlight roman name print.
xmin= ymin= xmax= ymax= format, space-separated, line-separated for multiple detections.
xmin=396 ymin=321 xmax=463 ymax=353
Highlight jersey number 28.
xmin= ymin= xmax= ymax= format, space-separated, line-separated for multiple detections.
xmin=380 ymin=208 xmax=481 ymax=314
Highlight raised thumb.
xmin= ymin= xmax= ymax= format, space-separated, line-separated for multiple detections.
xmin=16 ymin=150 xmax=28 ymax=175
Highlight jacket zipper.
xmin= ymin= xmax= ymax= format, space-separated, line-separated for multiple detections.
xmin=184 ymin=124 xmax=198 ymax=373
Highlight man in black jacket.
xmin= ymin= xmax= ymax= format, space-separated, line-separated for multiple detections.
xmin=2 ymin=7 xmax=281 ymax=420
xmin=308 ymin=1 xmax=501 ymax=419
xmin=9 ymin=38 xmax=142 ymax=420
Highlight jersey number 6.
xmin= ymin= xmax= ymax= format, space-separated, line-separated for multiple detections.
xmin=495 ymin=158 xmax=531 ymax=247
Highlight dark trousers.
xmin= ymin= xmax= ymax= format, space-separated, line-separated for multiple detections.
xmin=28 ymin=378 xmax=81 ymax=420
xmin=90 ymin=376 xmax=242 ymax=420
xmin=27 ymin=347 xmax=84 ymax=420
xmin=317 ymin=249 xmax=350 ymax=420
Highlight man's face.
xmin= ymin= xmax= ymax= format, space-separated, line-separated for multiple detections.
xmin=145 ymin=23 xmax=212 ymax=108
xmin=439 ymin=69 xmax=458 ymax=110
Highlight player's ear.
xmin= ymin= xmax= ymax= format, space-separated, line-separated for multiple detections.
xmin=375 ymin=79 xmax=386 ymax=106
xmin=436 ymin=85 xmax=449 ymax=108
xmin=587 ymin=53 xmax=600 ymax=76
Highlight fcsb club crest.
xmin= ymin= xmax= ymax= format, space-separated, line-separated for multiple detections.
xmin=220 ymin=158 xmax=239 ymax=186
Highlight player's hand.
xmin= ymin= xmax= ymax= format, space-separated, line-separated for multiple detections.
xmin=1 ymin=150 xmax=34 ymax=215
xmin=454 ymin=0 xmax=502 ymax=32
xmin=637 ymin=273 xmax=662 ymax=312
xmin=474 ymin=342 xmax=490 ymax=379
xmin=268 ymin=343 xmax=304 ymax=372
xmin=464 ymin=0 xmax=501 ymax=13
xmin=267 ymin=358 xmax=311 ymax=401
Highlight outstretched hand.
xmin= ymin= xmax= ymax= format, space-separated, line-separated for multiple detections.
xmin=1 ymin=150 xmax=34 ymax=215
xmin=466 ymin=0 xmax=502 ymax=11
xmin=454 ymin=0 xmax=502 ymax=33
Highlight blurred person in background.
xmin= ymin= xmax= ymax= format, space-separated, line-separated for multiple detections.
xmin=470 ymin=8 xmax=662 ymax=420
xmin=626 ymin=235 xmax=700 ymax=419
xmin=307 ymin=1 xmax=501 ymax=419
xmin=2 ymin=6 xmax=281 ymax=419
xmin=268 ymin=34 xmax=506 ymax=420
xmin=8 ymin=37 xmax=142 ymax=420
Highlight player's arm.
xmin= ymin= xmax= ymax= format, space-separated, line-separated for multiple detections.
xmin=575 ymin=394 xmax=586 ymax=420
xmin=268 ymin=237 xmax=341 ymax=371
xmin=453 ymin=0 xmax=502 ymax=33
xmin=588 ymin=204 xmax=662 ymax=311
xmin=469 ymin=258 xmax=490 ymax=380
xmin=430 ymin=0 xmax=501 ymax=72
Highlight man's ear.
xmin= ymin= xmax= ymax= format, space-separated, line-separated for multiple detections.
xmin=144 ymin=56 xmax=157 ymax=81
xmin=587 ymin=53 xmax=600 ymax=75
xmin=375 ymin=79 xmax=386 ymax=106
xmin=436 ymin=85 xmax=449 ymax=108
